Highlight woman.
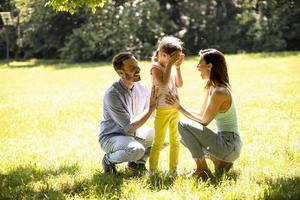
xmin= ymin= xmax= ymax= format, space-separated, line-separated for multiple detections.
xmin=166 ymin=49 xmax=242 ymax=179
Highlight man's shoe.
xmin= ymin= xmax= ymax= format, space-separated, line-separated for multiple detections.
xmin=127 ymin=162 xmax=147 ymax=173
xmin=102 ymin=154 xmax=117 ymax=174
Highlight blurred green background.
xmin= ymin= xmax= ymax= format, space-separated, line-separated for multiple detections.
xmin=1 ymin=0 xmax=300 ymax=62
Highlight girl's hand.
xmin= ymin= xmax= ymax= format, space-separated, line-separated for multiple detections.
xmin=167 ymin=50 xmax=181 ymax=68
xmin=175 ymin=53 xmax=185 ymax=69
xmin=165 ymin=92 xmax=181 ymax=109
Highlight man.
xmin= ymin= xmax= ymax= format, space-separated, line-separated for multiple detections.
xmin=99 ymin=52 xmax=158 ymax=174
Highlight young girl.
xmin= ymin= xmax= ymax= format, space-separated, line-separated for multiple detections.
xmin=149 ymin=36 xmax=185 ymax=175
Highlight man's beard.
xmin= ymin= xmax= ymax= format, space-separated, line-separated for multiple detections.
xmin=125 ymin=72 xmax=141 ymax=82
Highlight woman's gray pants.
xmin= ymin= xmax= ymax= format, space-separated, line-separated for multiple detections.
xmin=178 ymin=119 xmax=242 ymax=162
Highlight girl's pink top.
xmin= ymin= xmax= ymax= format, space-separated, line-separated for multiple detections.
xmin=151 ymin=62 xmax=177 ymax=108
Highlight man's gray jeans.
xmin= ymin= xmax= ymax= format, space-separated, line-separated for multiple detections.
xmin=100 ymin=128 xmax=154 ymax=164
xmin=178 ymin=119 xmax=242 ymax=162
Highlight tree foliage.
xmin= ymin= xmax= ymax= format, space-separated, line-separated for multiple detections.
xmin=45 ymin=0 xmax=106 ymax=14
xmin=0 ymin=0 xmax=299 ymax=61
xmin=59 ymin=0 xmax=162 ymax=61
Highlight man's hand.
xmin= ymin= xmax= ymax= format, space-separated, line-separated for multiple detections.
xmin=149 ymin=86 xmax=159 ymax=111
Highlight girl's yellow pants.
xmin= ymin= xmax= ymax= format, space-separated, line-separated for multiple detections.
xmin=149 ymin=108 xmax=180 ymax=171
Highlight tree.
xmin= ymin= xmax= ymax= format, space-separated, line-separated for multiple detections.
xmin=60 ymin=0 xmax=162 ymax=61
xmin=1 ymin=0 xmax=300 ymax=61
xmin=45 ymin=0 xmax=107 ymax=13
xmin=255 ymin=0 xmax=300 ymax=51
xmin=16 ymin=0 xmax=85 ymax=58
xmin=0 ymin=0 xmax=18 ymax=59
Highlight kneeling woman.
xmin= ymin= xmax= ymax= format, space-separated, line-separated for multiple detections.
xmin=166 ymin=49 xmax=242 ymax=179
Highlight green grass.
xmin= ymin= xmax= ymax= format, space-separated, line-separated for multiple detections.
xmin=1 ymin=52 xmax=300 ymax=199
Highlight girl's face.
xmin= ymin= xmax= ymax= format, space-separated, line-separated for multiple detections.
xmin=157 ymin=51 xmax=169 ymax=65
xmin=197 ymin=56 xmax=211 ymax=80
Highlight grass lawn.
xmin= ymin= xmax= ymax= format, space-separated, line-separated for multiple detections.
xmin=0 ymin=52 xmax=300 ymax=199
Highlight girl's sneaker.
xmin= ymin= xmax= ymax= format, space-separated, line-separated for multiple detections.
xmin=167 ymin=169 xmax=178 ymax=177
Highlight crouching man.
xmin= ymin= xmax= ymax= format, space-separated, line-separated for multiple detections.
xmin=99 ymin=52 xmax=158 ymax=174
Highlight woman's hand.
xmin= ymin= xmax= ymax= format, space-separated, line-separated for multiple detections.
xmin=165 ymin=92 xmax=181 ymax=109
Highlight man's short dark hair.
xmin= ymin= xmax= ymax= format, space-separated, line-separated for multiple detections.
xmin=112 ymin=52 xmax=133 ymax=71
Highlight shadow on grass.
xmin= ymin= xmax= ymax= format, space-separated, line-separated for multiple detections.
xmin=261 ymin=176 xmax=300 ymax=199
xmin=0 ymin=164 xmax=140 ymax=199
xmin=147 ymin=173 xmax=176 ymax=191
xmin=62 ymin=171 xmax=127 ymax=199
xmin=0 ymin=59 xmax=109 ymax=69
xmin=188 ymin=169 xmax=241 ymax=187
xmin=211 ymin=170 xmax=241 ymax=184
xmin=0 ymin=164 xmax=79 ymax=199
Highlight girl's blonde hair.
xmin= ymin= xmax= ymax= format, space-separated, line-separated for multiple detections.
xmin=152 ymin=36 xmax=183 ymax=62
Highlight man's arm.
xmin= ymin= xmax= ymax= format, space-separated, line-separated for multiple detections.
xmin=127 ymin=86 xmax=158 ymax=134
xmin=106 ymin=86 xmax=158 ymax=136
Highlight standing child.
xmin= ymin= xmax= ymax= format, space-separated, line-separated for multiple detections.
xmin=149 ymin=36 xmax=185 ymax=175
